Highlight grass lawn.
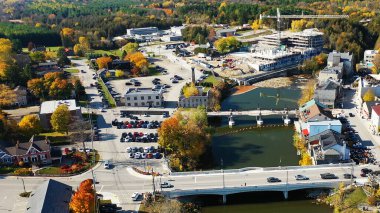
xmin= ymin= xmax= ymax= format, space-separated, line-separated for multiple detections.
xmin=93 ymin=49 xmax=123 ymax=58
xmin=64 ymin=68 xmax=79 ymax=73
xmin=36 ymin=167 xmax=61 ymax=175
xmin=38 ymin=132 xmax=70 ymax=146
xmin=98 ymin=78 xmax=116 ymax=107
xmin=203 ymin=75 xmax=223 ymax=86
xmin=78 ymin=100 xmax=90 ymax=107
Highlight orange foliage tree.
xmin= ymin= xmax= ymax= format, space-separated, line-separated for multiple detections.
xmin=124 ymin=52 xmax=148 ymax=75
xmin=69 ymin=179 xmax=95 ymax=213
xmin=96 ymin=57 xmax=112 ymax=69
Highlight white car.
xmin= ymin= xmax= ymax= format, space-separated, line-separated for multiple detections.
xmin=131 ymin=192 xmax=141 ymax=201
xmin=134 ymin=152 xmax=141 ymax=159
xmin=143 ymin=147 xmax=149 ymax=153
xmin=104 ymin=160 xmax=110 ymax=169
xmin=141 ymin=153 xmax=147 ymax=159
xmin=99 ymin=108 xmax=106 ymax=112
xmin=295 ymin=175 xmax=309 ymax=180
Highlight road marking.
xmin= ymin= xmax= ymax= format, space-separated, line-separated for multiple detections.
xmin=98 ymin=185 xmax=104 ymax=193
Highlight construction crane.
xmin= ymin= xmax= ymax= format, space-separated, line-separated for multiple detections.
xmin=260 ymin=8 xmax=349 ymax=47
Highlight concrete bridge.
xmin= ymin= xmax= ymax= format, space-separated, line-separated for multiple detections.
xmin=159 ymin=164 xmax=364 ymax=203
xmin=207 ymin=109 xmax=297 ymax=117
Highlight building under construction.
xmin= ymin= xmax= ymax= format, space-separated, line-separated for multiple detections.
xmin=250 ymin=28 xmax=324 ymax=71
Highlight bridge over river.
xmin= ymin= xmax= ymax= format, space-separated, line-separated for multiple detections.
xmin=207 ymin=109 xmax=298 ymax=117
xmin=159 ymin=164 xmax=366 ymax=203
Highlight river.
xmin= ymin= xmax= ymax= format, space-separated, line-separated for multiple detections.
xmin=198 ymin=85 xmax=332 ymax=212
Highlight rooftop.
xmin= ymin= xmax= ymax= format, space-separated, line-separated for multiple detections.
xmin=26 ymin=179 xmax=72 ymax=213
xmin=1 ymin=136 xmax=50 ymax=156
xmin=125 ymin=88 xmax=163 ymax=95
xmin=372 ymin=105 xmax=380 ymax=116
xmin=40 ymin=99 xmax=79 ymax=114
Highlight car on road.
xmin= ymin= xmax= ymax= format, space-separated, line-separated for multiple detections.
xmin=129 ymin=79 xmax=138 ymax=83
xmin=349 ymin=113 xmax=354 ymax=117
xmin=343 ymin=174 xmax=356 ymax=179
xmin=171 ymin=79 xmax=178 ymax=83
xmin=134 ymin=82 xmax=141 ymax=86
xmin=99 ymin=108 xmax=106 ymax=112
xmin=104 ymin=160 xmax=110 ymax=169
xmin=267 ymin=177 xmax=281 ymax=183
xmin=161 ymin=182 xmax=174 ymax=188
xmin=295 ymin=175 xmax=309 ymax=180
xmin=320 ymin=173 xmax=338 ymax=179
xmin=125 ymin=82 xmax=133 ymax=85
xmin=361 ymin=168 xmax=373 ymax=177
xmin=128 ymin=153 xmax=134 ymax=158
xmin=126 ymin=147 xmax=132 ymax=153
xmin=131 ymin=192 xmax=142 ymax=201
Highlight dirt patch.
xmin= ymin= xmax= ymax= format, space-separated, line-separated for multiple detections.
xmin=231 ymin=85 xmax=257 ymax=95
xmin=251 ymin=77 xmax=293 ymax=88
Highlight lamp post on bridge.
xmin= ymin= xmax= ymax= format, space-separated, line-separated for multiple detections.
xmin=221 ymin=158 xmax=225 ymax=189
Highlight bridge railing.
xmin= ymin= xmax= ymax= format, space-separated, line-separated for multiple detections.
xmin=169 ymin=163 xmax=355 ymax=176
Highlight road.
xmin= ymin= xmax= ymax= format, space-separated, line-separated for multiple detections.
xmin=208 ymin=109 xmax=297 ymax=117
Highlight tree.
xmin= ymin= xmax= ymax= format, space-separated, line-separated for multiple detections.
xmin=96 ymin=57 xmax=112 ymax=69
xmin=373 ymin=53 xmax=380 ymax=73
xmin=0 ymin=38 xmax=13 ymax=78
xmin=183 ymin=83 xmax=199 ymax=98
xmin=29 ymin=51 xmax=46 ymax=63
xmin=124 ymin=52 xmax=148 ymax=70
xmin=49 ymin=79 xmax=73 ymax=99
xmin=251 ymin=19 xmax=262 ymax=30
xmin=18 ymin=114 xmax=42 ymax=137
xmin=73 ymin=79 xmax=86 ymax=100
xmin=115 ymin=70 xmax=125 ymax=78
xmin=299 ymin=152 xmax=313 ymax=166
xmin=73 ymin=44 xmax=85 ymax=56
xmin=0 ymin=84 xmax=16 ymax=107
xmin=363 ymin=89 xmax=375 ymax=102
xmin=27 ymin=42 xmax=35 ymax=52
xmin=78 ymin=36 xmax=90 ymax=52
xmin=27 ymin=78 xmax=46 ymax=99
xmin=298 ymin=79 xmax=316 ymax=106
xmin=214 ymin=37 xmax=241 ymax=54
xmin=69 ymin=179 xmax=95 ymax=213
xmin=122 ymin=42 xmax=139 ymax=54
xmin=61 ymin=28 xmax=75 ymax=47
xmin=69 ymin=117 xmax=91 ymax=160
xmin=50 ymin=104 xmax=71 ymax=133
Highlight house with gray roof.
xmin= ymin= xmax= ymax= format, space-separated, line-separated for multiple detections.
xmin=26 ymin=179 xmax=72 ymax=213
xmin=307 ymin=129 xmax=350 ymax=165
xmin=0 ymin=136 xmax=52 ymax=165
xmin=314 ymin=79 xmax=342 ymax=108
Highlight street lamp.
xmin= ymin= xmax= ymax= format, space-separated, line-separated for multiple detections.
xmin=221 ymin=158 xmax=225 ymax=188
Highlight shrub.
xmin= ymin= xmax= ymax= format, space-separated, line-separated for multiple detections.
xmin=13 ymin=168 xmax=33 ymax=176
xmin=19 ymin=191 xmax=31 ymax=197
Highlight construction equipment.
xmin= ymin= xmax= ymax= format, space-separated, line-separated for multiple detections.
xmin=260 ymin=8 xmax=349 ymax=47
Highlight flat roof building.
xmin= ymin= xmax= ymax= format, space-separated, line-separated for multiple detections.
xmin=127 ymin=27 xmax=158 ymax=36
xmin=178 ymin=86 xmax=210 ymax=108
xmin=39 ymin=100 xmax=81 ymax=129
xmin=125 ymin=88 xmax=164 ymax=107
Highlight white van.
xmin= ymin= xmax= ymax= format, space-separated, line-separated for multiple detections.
xmin=104 ymin=160 xmax=110 ymax=169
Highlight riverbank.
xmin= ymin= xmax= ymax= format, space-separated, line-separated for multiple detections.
xmin=231 ymin=85 xmax=257 ymax=96
xmin=252 ymin=76 xmax=293 ymax=88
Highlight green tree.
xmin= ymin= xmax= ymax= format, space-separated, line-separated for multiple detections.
xmin=183 ymin=83 xmax=199 ymax=98
xmin=50 ymin=104 xmax=71 ymax=134
xmin=122 ymin=43 xmax=139 ymax=54
xmin=29 ymin=51 xmax=46 ymax=63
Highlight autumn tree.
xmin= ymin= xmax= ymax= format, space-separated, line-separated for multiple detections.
xmin=363 ymin=89 xmax=375 ymax=102
xmin=29 ymin=51 xmax=46 ymax=63
xmin=69 ymin=117 xmax=91 ymax=160
xmin=0 ymin=84 xmax=16 ymax=108
xmin=298 ymin=79 xmax=316 ymax=106
xmin=27 ymin=78 xmax=46 ymax=99
xmin=115 ymin=70 xmax=125 ymax=78
xmin=158 ymin=107 xmax=211 ymax=171
xmin=124 ymin=52 xmax=148 ymax=75
xmin=49 ymin=78 xmax=73 ymax=99
xmin=183 ymin=83 xmax=199 ymax=98
xmin=373 ymin=53 xmax=380 ymax=73
xmin=122 ymin=42 xmax=139 ymax=54
xmin=291 ymin=19 xmax=314 ymax=32
xmin=50 ymin=104 xmax=71 ymax=133
xmin=96 ymin=56 xmax=112 ymax=69
xmin=0 ymin=38 xmax=13 ymax=78
xmin=18 ymin=114 xmax=42 ymax=138
xmin=251 ymin=19 xmax=262 ymax=30
xmin=214 ymin=37 xmax=241 ymax=54
xmin=69 ymin=179 xmax=95 ymax=213
xmin=61 ymin=27 xmax=75 ymax=47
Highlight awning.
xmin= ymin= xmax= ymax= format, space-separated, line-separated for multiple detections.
xmin=302 ymin=129 xmax=309 ymax=136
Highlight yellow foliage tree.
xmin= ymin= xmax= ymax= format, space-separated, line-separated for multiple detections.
xmin=251 ymin=19 xmax=262 ymax=30
xmin=50 ymin=104 xmax=71 ymax=133
xmin=291 ymin=19 xmax=314 ymax=32
xmin=124 ymin=52 xmax=148 ymax=70
xmin=96 ymin=57 xmax=112 ymax=69
xmin=0 ymin=84 xmax=16 ymax=107
xmin=363 ymin=89 xmax=375 ymax=102
xmin=0 ymin=38 xmax=13 ymax=54
xmin=299 ymin=152 xmax=313 ymax=166
xmin=183 ymin=83 xmax=199 ymax=98
xmin=44 ymin=51 xmax=57 ymax=60
xmin=115 ymin=70 xmax=125 ymax=78
xmin=298 ymin=80 xmax=316 ymax=106
xmin=18 ymin=114 xmax=42 ymax=137
xmin=78 ymin=36 xmax=90 ymax=52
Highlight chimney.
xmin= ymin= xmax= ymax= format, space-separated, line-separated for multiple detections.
xmin=191 ymin=67 xmax=195 ymax=84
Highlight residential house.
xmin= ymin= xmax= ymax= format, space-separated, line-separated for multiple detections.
xmin=360 ymin=101 xmax=380 ymax=119
xmin=371 ymin=105 xmax=380 ymax=134
xmin=307 ymin=129 xmax=350 ymax=165
xmin=301 ymin=120 xmax=342 ymax=138
xmin=314 ymin=79 xmax=342 ymax=108
xmin=39 ymin=100 xmax=82 ymax=129
xmin=124 ymin=88 xmax=164 ymax=107
xmin=26 ymin=179 xmax=72 ymax=213
xmin=35 ymin=62 xmax=62 ymax=76
xmin=178 ymin=86 xmax=210 ymax=108
xmin=13 ymin=85 xmax=28 ymax=106
xmin=0 ymin=136 xmax=52 ymax=165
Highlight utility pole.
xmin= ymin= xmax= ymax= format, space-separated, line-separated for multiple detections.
xmin=19 ymin=178 xmax=26 ymax=193
xmin=152 ymin=168 xmax=156 ymax=196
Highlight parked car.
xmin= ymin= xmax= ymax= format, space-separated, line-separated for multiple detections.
xmin=125 ymin=82 xmax=133 ymax=86
xmin=320 ymin=173 xmax=338 ymax=179
xmin=349 ymin=113 xmax=354 ymax=117
xmin=160 ymin=182 xmax=174 ymax=188
xmin=131 ymin=192 xmax=142 ymax=201
xmin=134 ymin=152 xmax=141 ymax=159
xmin=104 ymin=160 xmax=110 ymax=169
xmin=267 ymin=177 xmax=281 ymax=183
xmin=295 ymin=175 xmax=309 ymax=180
xmin=126 ymin=147 xmax=132 ymax=153
xmin=343 ymin=174 xmax=356 ymax=179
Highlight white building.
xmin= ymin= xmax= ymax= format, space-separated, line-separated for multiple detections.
xmin=364 ymin=50 xmax=378 ymax=68
xmin=127 ymin=27 xmax=158 ymax=37
xmin=371 ymin=105 xmax=380 ymax=133
xmin=178 ymin=86 xmax=210 ymax=108
xmin=124 ymin=88 xmax=164 ymax=107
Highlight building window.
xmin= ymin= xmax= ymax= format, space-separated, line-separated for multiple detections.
xmin=127 ymin=97 xmax=130 ymax=100
xmin=148 ymin=96 xmax=151 ymax=100
xmin=134 ymin=103 xmax=138 ymax=106
xmin=156 ymin=96 xmax=159 ymax=99
xmin=156 ymin=102 xmax=160 ymax=105
xmin=127 ymin=103 xmax=131 ymax=106
xmin=141 ymin=96 xmax=145 ymax=100
xmin=134 ymin=97 xmax=137 ymax=100
xmin=23 ymin=157 xmax=28 ymax=163
xmin=142 ymin=102 xmax=145 ymax=106
xmin=40 ymin=154 xmax=46 ymax=160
